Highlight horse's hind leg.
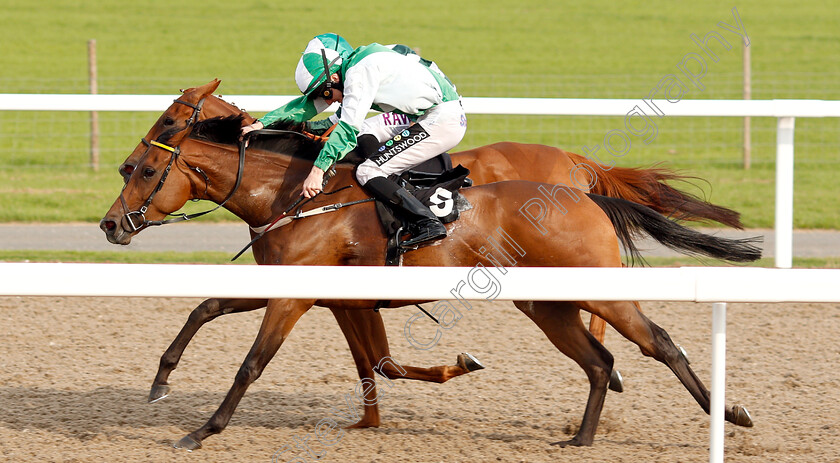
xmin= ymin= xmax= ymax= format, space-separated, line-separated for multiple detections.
xmin=588 ymin=314 xmax=607 ymax=342
xmin=587 ymin=270 xmax=641 ymax=393
xmin=514 ymin=300 xmax=614 ymax=447
xmin=329 ymin=308 xmax=484 ymax=429
xmin=587 ymin=315 xmax=623 ymax=393
xmin=588 ymin=264 xmax=632 ymax=346
xmin=385 ymin=352 xmax=484 ymax=383
xmin=150 ymin=298 xmax=268 ymax=403
xmin=330 ymin=308 xmax=383 ymax=428
xmin=336 ymin=309 xmax=484 ymax=383
xmin=175 ymin=298 xmax=313 ymax=450
xmin=582 ymin=300 xmax=753 ymax=428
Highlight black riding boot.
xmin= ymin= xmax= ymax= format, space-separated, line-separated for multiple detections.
xmin=364 ymin=176 xmax=447 ymax=247
xmin=344 ymin=134 xmax=382 ymax=164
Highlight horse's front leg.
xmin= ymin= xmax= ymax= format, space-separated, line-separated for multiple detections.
xmin=175 ymin=298 xmax=313 ymax=450
xmin=150 ymin=298 xmax=268 ymax=403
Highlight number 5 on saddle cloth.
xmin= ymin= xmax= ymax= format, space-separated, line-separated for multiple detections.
xmin=374 ymin=163 xmax=473 ymax=266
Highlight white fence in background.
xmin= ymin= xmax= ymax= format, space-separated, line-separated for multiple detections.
xmin=1 ymin=263 xmax=839 ymax=463
xmin=3 ymin=95 xmax=840 ymax=268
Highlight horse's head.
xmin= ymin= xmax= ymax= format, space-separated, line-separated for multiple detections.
xmin=100 ymin=82 xmax=225 ymax=244
xmin=118 ymin=79 xmax=253 ymax=182
xmin=101 ymin=85 xmax=329 ymax=244
xmin=101 ymin=133 xmax=202 ymax=244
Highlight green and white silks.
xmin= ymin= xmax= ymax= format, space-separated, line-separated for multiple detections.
xmin=259 ymin=36 xmax=460 ymax=172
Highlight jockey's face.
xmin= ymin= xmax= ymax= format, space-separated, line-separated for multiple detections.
xmin=324 ymin=73 xmax=343 ymax=105
xmin=324 ymin=89 xmax=343 ymax=105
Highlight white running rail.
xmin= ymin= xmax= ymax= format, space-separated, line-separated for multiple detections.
xmin=3 ymin=95 xmax=840 ymax=268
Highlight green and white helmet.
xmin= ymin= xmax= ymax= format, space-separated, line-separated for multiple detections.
xmin=295 ymin=33 xmax=354 ymax=97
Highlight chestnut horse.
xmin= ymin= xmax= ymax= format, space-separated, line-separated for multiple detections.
xmin=100 ymin=107 xmax=760 ymax=450
xmin=122 ymin=81 xmax=744 ymax=409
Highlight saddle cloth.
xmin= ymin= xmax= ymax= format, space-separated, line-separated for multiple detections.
xmin=375 ymin=163 xmax=472 ymax=237
xmin=372 ymin=160 xmax=472 ymax=266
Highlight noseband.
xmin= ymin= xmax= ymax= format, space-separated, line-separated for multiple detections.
xmin=117 ymin=96 xmax=244 ymax=232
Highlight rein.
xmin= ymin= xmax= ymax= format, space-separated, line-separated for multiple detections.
xmin=303 ymin=123 xmax=337 ymax=143
xmin=230 ymin=167 xmax=368 ymax=261
xmin=248 ymin=126 xmax=336 ymax=143
xmin=249 ymin=192 xmax=374 ymax=234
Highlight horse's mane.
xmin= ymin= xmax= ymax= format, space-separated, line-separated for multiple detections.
xmin=190 ymin=115 xmax=323 ymax=161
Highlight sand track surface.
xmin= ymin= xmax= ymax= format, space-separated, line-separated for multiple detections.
xmin=2 ymin=297 xmax=839 ymax=462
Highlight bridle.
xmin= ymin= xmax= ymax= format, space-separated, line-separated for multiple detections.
xmin=118 ymin=96 xmax=245 ymax=232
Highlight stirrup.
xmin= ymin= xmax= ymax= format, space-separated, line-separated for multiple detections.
xmin=400 ymin=221 xmax=446 ymax=248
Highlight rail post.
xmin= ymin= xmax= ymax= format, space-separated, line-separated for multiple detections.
xmin=88 ymin=39 xmax=100 ymax=171
xmin=709 ymin=302 xmax=727 ymax=463
xmin=775 ymin=117 xmax=795 ymax=268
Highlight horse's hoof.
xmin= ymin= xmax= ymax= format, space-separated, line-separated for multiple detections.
xmin=174 ymin=435 xmax=202 ymax=450
xmin=608 ymin=369 xmax=624 ymax=393
xmin=678 ymin=344 xmax=691 ymax=364
xmin=550 ymin=436 xmax=592 ymax=447
xmin=457 ymin=352 xmax=485 ymax=372
xmin=148 ymin=384 xmax=171 ymax=403
xmin=344 ymin=419 xmax=380 ymax=429
xmin=732 ymin=405 xmax=753 ymax=427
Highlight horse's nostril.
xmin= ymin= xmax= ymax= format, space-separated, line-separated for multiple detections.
xmin=101 ymin=220 xmax=117 ymax=231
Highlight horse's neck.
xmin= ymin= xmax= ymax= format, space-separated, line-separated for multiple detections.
xmin=205 ymin=96 xmax=255 ymax=122
xmin=183 ymin=139 xmax=310 ymax=227
xmin=181 ymin=139 xmax=367 ymax=228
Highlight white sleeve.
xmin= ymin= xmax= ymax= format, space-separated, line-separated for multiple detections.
xmin=337 ymin=61 xmax=380 ymax=131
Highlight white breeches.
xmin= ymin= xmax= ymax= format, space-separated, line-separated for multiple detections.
xmin=355 ymin=100 xmax=466 ymax=185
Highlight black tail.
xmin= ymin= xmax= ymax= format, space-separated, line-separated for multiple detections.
xmin=586 ymin=193 xmax=762 ymax=265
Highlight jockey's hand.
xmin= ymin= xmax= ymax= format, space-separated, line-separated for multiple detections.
xmin=302 ymin=166 xmax=325 ymax=198
xmin=239 ymin=120 xmax=264 ymax=146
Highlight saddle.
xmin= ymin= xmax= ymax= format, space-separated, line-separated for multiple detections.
xmin=364 ymin=153 xmax=472 ymax=314
xmin=320 ymin=137 xmax=475 ymax=262
xmin=372 ymin=154 xmax=473 ymax=266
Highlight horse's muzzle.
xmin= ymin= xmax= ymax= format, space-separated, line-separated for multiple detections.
xmin=100 ymin=217 xmax=132 ymax=245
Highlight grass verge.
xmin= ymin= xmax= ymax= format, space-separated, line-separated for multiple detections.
xmin=0 ymin=250 xmax=255 ymax=264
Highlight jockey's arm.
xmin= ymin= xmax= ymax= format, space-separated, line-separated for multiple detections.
xmin=305 ymin=114 xmax=339 ymax=135
xmin=310 ymin=63 xmax=379 ymax=172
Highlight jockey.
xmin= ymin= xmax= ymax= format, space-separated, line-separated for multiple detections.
xmin=240 ymin=33 xmax=466 ymax=248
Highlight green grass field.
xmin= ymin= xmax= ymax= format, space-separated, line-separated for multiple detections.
xmin=1 ymin=0 xmax=838 ymax=228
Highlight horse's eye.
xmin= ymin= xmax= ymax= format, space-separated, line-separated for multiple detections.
xmin=143 ymin=167 xmax=156 ymax=178
xmin=164 ymin=117 xmax=175 ymax=126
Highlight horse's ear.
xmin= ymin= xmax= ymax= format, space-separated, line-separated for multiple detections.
xmin=203 ymin=79 xmax=221 ymax=95
xmin=184 ymin=80 xmax=222 ymax=99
